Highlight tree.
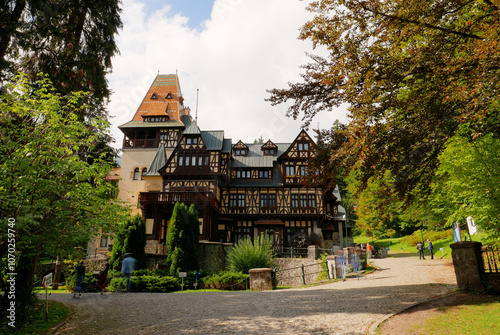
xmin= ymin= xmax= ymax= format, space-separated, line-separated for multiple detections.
xmin=109 ymin=214 xmax=147 ymax=270
xmin=1 ymin=0 xmax=122 ymax=107
xmin=165 ymin=203 xmax=200 ymax=276
xmin=428 ymin=133 xmax=500 ymax=241
xmin=0 ymin=74 xmax=127 ymax=323
xmin=267 ymin=0 xmax=500 ymax=202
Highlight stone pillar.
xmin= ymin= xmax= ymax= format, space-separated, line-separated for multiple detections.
xmin=326 ymin=255 xmax=337 ymax=279
xmin=308 ymin=245 xmax=320 ymax=260
xmin=249 ymin=268 xmax=273 ymax=291
xmin=450 ymin=241 xmax=485 ymax=292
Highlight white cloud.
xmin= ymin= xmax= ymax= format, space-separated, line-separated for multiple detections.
xmin=107 ymin=0 xmax=348 ymax=149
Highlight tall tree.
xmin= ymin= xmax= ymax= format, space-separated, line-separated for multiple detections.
xmin=165 ymin=202 xmax=200 ymax=276
xmin=0 ymin=74 xmax=127 ymax=323
xmin=109 ymin=214 xmax=147 ymax=270
xmin=267 ymin=0 xmax=500 ymax=202
xmin=1 ymin=0 xmax=122 ymax=109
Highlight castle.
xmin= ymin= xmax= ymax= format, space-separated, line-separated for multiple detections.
xmin=92 ymin=74 xmax=351 ymax=257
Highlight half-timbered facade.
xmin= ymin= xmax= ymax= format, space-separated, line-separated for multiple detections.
xmin=113 ymin=74 xmax=350 ymax=255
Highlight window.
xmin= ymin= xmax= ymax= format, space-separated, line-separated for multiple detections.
xmin=260 ymin=194 xmax=276 ymax=208
xmin=264 ymin=148 xmax=276 ymax=155
xmin=291 ymin=194 xmax=299 ymax=208
xmin=186 ymin=137 xmax=198 ymax=145
xmin=259 ymin=170 xmax=269 ymax=178
xmin=205 ymin=155 xmax=210 ymax=166
xmin=191 ymin=155 xmax=196 ymax=166
xmin=298 ymin=142 xmax=309 ymax=151
xmin=297 ymin=166 xmax=307 ymax=176
xmin=198 ymin=156 xmax=203 ymax=166
xmin=133 ymin=168 xmax=140 ymax=180
xmin=300 ymin=194 xmax=308 ymax=208
xmin=100 ymin=237 xmax=108 ymax=248
xmin=308 ymin=194 xmax=316 ymax=207
xmin=235 ymin=170 xmax=251 ymax=178
xmin=141 ymin=168 xmax=148 ymax=180
xmin=285 ymin=166 xmax=295 ymax=176
xmin=178 ymin=155 xmax=184 ymax=166
xmin=185 ymin=156 xmax=190 ymax=166
xmin=186 ymin=138 xmax=192 ymax=145
xmin=229 ymin=194 xmax=245 ymax=208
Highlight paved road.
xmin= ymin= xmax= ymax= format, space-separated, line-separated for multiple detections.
xmin=49 ymin=256 xmax=457 ymax=335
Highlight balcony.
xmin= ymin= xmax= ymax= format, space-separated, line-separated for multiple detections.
xmin=139 ymin=192 xmax=220 ymax=211
xmin=123 ymin=139 xmax=158 ymax=149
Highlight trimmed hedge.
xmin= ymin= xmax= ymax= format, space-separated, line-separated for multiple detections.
xmin=108 ymin=275 xmax=180 ymax=293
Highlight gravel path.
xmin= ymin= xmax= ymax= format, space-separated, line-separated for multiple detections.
xmin=49 ymin=256 xmax=457 ymax=335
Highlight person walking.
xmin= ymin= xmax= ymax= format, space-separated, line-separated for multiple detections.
xmin=74 ymin=262 xmax=85 ymax=298
xmin=427 ymin=239 xmax=434 ymax=259
xmin=417 ymin=241 xmax=425 ymax=260
xmin=121 ymin=253 xmax=137 ymax=292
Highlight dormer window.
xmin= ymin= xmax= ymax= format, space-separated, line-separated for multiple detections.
xmin=151 ymin=92 xmax=158 ymax=99
xmin=233 ymin=140 xmax=249 ymax=156
xmin=261 ymin=140 xmax=277 ymax=156
xmin=166 ymin=92 xmax=173 ymax=99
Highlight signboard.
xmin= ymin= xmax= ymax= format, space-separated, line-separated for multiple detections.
xmin=467 ymin=216 xmax=477 ymax=236
xmin=179 ymin=272 xmax=187 ymax=278
xmin=43 ymin=273 xmax=53 ymax=289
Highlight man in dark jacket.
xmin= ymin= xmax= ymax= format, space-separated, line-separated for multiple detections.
xmin=427 ymin=239 xmax=434 ymax=259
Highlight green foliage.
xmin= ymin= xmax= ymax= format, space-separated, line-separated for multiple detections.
xmin=428 ymin=133 xmax=500 ymax=240
xmin=226 ymin=234 xmax=275 ymax=274
xmin=165 ymin=203 xmax=200 ymax=276
xmin=400 ymin=230 xmax=453 ymax=247
xmin=0 ymin=1 xmax=122 ymax=108
xmin=201 ymin=272 xmax=249 ymax=291
xmin=0 ymin=74 xmax=126 ymax=323
xmin=0 ymin=300 xmax=69 ymax=334
xmin=109 ymin=214 xmax=147 ymax=270
xmin=107 ymin=271 xmax=180 ymax=293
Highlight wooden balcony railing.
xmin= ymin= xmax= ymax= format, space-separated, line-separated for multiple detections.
xmin=123 ymin=139 xmax=158 ymax=148
xmin=139 ymin=192 xmax=220 ymax=211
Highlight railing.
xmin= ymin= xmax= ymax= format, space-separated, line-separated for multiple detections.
xmin=139 ymin=191 xmax=220 ymax=211
xmin=123 ymin=139 xmax=158 ymax=148
xmin=483 ymin=245 xmax=500 ymax=273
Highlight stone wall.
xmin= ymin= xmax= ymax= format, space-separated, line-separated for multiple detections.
xmin=273 ymin=258 xmax=324 ymax=287
xmin=451 ymin=241 xmax=500 ymax=293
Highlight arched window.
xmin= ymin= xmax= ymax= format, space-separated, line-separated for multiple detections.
xmin=133 ymin=168 xmax=140 ymax=180
xmin=141 ymin=168 xmax=148 ymax=180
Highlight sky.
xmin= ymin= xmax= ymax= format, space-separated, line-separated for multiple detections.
xmin=107 ymin=0 xmax=349 ymax=150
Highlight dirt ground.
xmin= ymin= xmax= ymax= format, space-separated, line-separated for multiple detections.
xmin=377 ymin=291 xmax=500 ymax=334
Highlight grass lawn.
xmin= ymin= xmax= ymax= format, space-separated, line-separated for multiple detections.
xmin=354 ymin=231 xmax=489 ymax=260
xmin=409 ymin=295 xmax=500 ymax=334
xmin=0 ymin=300 xmax=69 ymax=334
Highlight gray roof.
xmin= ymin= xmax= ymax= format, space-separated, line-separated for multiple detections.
xmin=201 ymin=131 xmax=225 ymax=151
xmin=146 ymin=142 xmax=167 ymax=176
xmin=232 ymin=143 xmax=290 ymax=168
xmin=222 ymin=139 xmax=232 ymax=153
xmin=332 ymin=185 xmax=341 ymax=201
xmin=183 ymin=121 xmax=201 ymax=135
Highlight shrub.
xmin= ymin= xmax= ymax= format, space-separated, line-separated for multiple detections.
xmin=202 ymin=272 xmax=249 ymax=290
xmin=107 ymin=273 xmax=180 ymax=293
xmin=226 ymin=234 xmax=274 ymax=274
xmin=401 ymin=229 xmax=453 ymax=246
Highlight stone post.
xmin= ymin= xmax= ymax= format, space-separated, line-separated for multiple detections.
xmin=249 ymin=268 xmax=273 ymax=291
xmin=450 ymin=241 xmax=485 ymax=292
xmin=308 ymin=245 xmax=320 ymax=260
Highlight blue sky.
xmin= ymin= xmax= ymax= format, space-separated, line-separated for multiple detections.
xmin=107 ymin=0 xmax=348 ymax=149
xmin=145 ymin=0 xmax=214 ymax=29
